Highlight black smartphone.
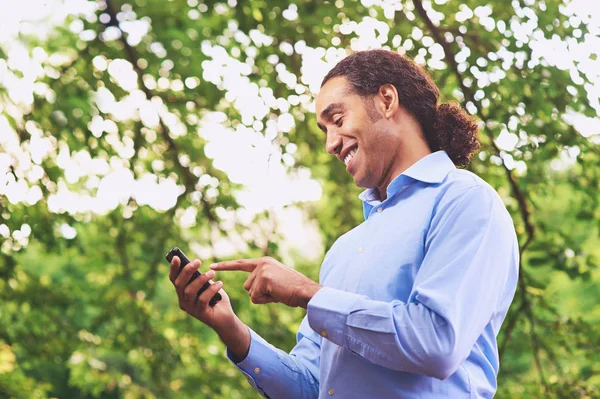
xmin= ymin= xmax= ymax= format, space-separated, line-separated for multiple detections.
xmin=165 ymin=247 xmax=222 ymax=306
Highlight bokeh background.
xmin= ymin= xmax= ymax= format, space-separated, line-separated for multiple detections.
xmin=1 ymin=0 xmax=599 ymax=398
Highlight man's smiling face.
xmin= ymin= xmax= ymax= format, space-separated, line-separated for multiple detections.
xmin=315 ymin=76 xmax=403 ymax=190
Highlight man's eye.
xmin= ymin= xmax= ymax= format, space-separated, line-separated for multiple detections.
xmin=334 ymin=118 xmax=343 ymax=127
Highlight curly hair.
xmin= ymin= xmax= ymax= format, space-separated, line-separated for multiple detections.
xmin=321 ymin=49 xmax=480 ymax=167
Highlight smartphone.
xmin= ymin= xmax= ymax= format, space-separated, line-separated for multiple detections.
xmin=165 ymin=247 xmax=222 ymax=306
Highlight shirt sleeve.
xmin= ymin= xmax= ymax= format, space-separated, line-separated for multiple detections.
xmin=306 ymin=185 xmax=519 ymax=380
xmin=226 ymin=315 xmax=321 ymax=398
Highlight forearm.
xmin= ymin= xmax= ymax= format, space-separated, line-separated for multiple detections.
xmin=215 ymin=316 xmax=251 ymax=363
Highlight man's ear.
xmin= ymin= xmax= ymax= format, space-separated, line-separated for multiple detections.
xmin=378 ymin=84 xmax=399 ymax=118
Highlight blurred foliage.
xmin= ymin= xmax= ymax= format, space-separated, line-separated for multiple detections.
xmin=1 ymin=0 xmax=600 ymax=398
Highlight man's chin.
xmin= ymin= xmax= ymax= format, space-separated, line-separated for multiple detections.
xmin=353 ymin=174 xmax=373 ymax=189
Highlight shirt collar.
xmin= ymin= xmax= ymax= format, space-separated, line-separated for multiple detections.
xmin=401 ymin=150 xmax=456 ymax=184
xmin=358 ymin=150 xmax=455 ymax=205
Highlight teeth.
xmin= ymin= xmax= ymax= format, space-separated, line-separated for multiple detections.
xmin=344 ymin=148 xmax=357 ymax=166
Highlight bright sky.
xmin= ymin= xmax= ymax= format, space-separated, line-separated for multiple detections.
xmin=1 ymin=0 xmax=599 ymax=260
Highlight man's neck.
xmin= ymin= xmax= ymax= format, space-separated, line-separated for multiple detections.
xmin=377 ymin=145 xmax=432 ymax=201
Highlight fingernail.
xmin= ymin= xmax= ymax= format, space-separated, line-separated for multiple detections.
xmin=215 ymin=281 xmax=223 ymax=287
xmin=207 ymin=270 xmax=215 ymax=278
xmin=210 ymin=263 xmax=217 ymax=269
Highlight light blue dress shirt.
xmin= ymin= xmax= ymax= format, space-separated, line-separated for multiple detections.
xmin=227 ymin=151 xmax=519 ymax=398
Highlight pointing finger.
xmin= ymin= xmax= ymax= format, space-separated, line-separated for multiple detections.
xmin=210 ymin=259 xmax=260 ymax=273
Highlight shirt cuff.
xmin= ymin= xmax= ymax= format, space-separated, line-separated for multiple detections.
xmin=306 ymin=286 xmax=366 ymax=347
xmin=226 ymin=327 xmax=278 ymax=397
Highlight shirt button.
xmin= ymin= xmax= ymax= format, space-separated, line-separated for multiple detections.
xmin=377 ymin=207 xmax=383 ymax=213
xmin=320 ymin=330 xmax=328 ymax=338
xmin=328 ymin=388 xmax=335 ymax=395
xmin=254 ymin=367 xmax=260 ymax=374
xmin=358 ymin=247 xmax=364 ymax=253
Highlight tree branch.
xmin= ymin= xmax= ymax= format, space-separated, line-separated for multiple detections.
xmin=103 ymin=0 xmax=216 ymax=222
xmin=145 ymin=208 xmax=178 ymax=298
xmin=412 ymin=0 xmax=539 ymax=369
xmin=412 ymin=0 xmax=535 ymax=248
xmin=498 ymin=291 xmax=526 ymax=360
xmin=524 ymin=299 xmax=549 ymax=392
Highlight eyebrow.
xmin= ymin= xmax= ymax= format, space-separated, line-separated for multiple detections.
xmin=317 ymin=102 xmax=345 ymax=134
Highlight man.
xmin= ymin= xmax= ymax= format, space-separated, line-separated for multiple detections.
xmin=169 ymin=49 xmax=519 ymax=398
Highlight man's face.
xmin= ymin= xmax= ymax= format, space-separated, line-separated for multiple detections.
xmin=315 ymin=76 xmax=401 ymax=189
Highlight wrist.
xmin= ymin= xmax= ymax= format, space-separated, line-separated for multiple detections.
xmin=213 ymin=314 xmax=243 ymax=339
xmin=299 ymin=282 xmax=323 ymax=309
xmin=211 ymin=313 xmax=238 ymax=334
xmin=216 ymin=317 xmax=251 ymax=363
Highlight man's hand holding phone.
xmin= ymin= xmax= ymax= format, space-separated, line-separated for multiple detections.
xmin=167 ymin=248 xmax=251 ymax=361
xmin=168 ymin=254 xmax=230 ymax=328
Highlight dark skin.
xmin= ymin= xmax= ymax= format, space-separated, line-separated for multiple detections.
xmin=169 ymin=256 xmax=321 ymax=361
xmin=169 ymin=257 xmax=251 ymax=360
xmin=170 ymin=76 xmax=433 ymax=361
xmin=316 ymin=76 xmax=431 ymax=200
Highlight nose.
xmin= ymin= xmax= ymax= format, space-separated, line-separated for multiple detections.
xmin=325 ymin=131 xmax=343 ymax=156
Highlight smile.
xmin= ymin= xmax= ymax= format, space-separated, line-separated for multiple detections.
xmin=344 ymin=146 xmax=358 ymax=170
